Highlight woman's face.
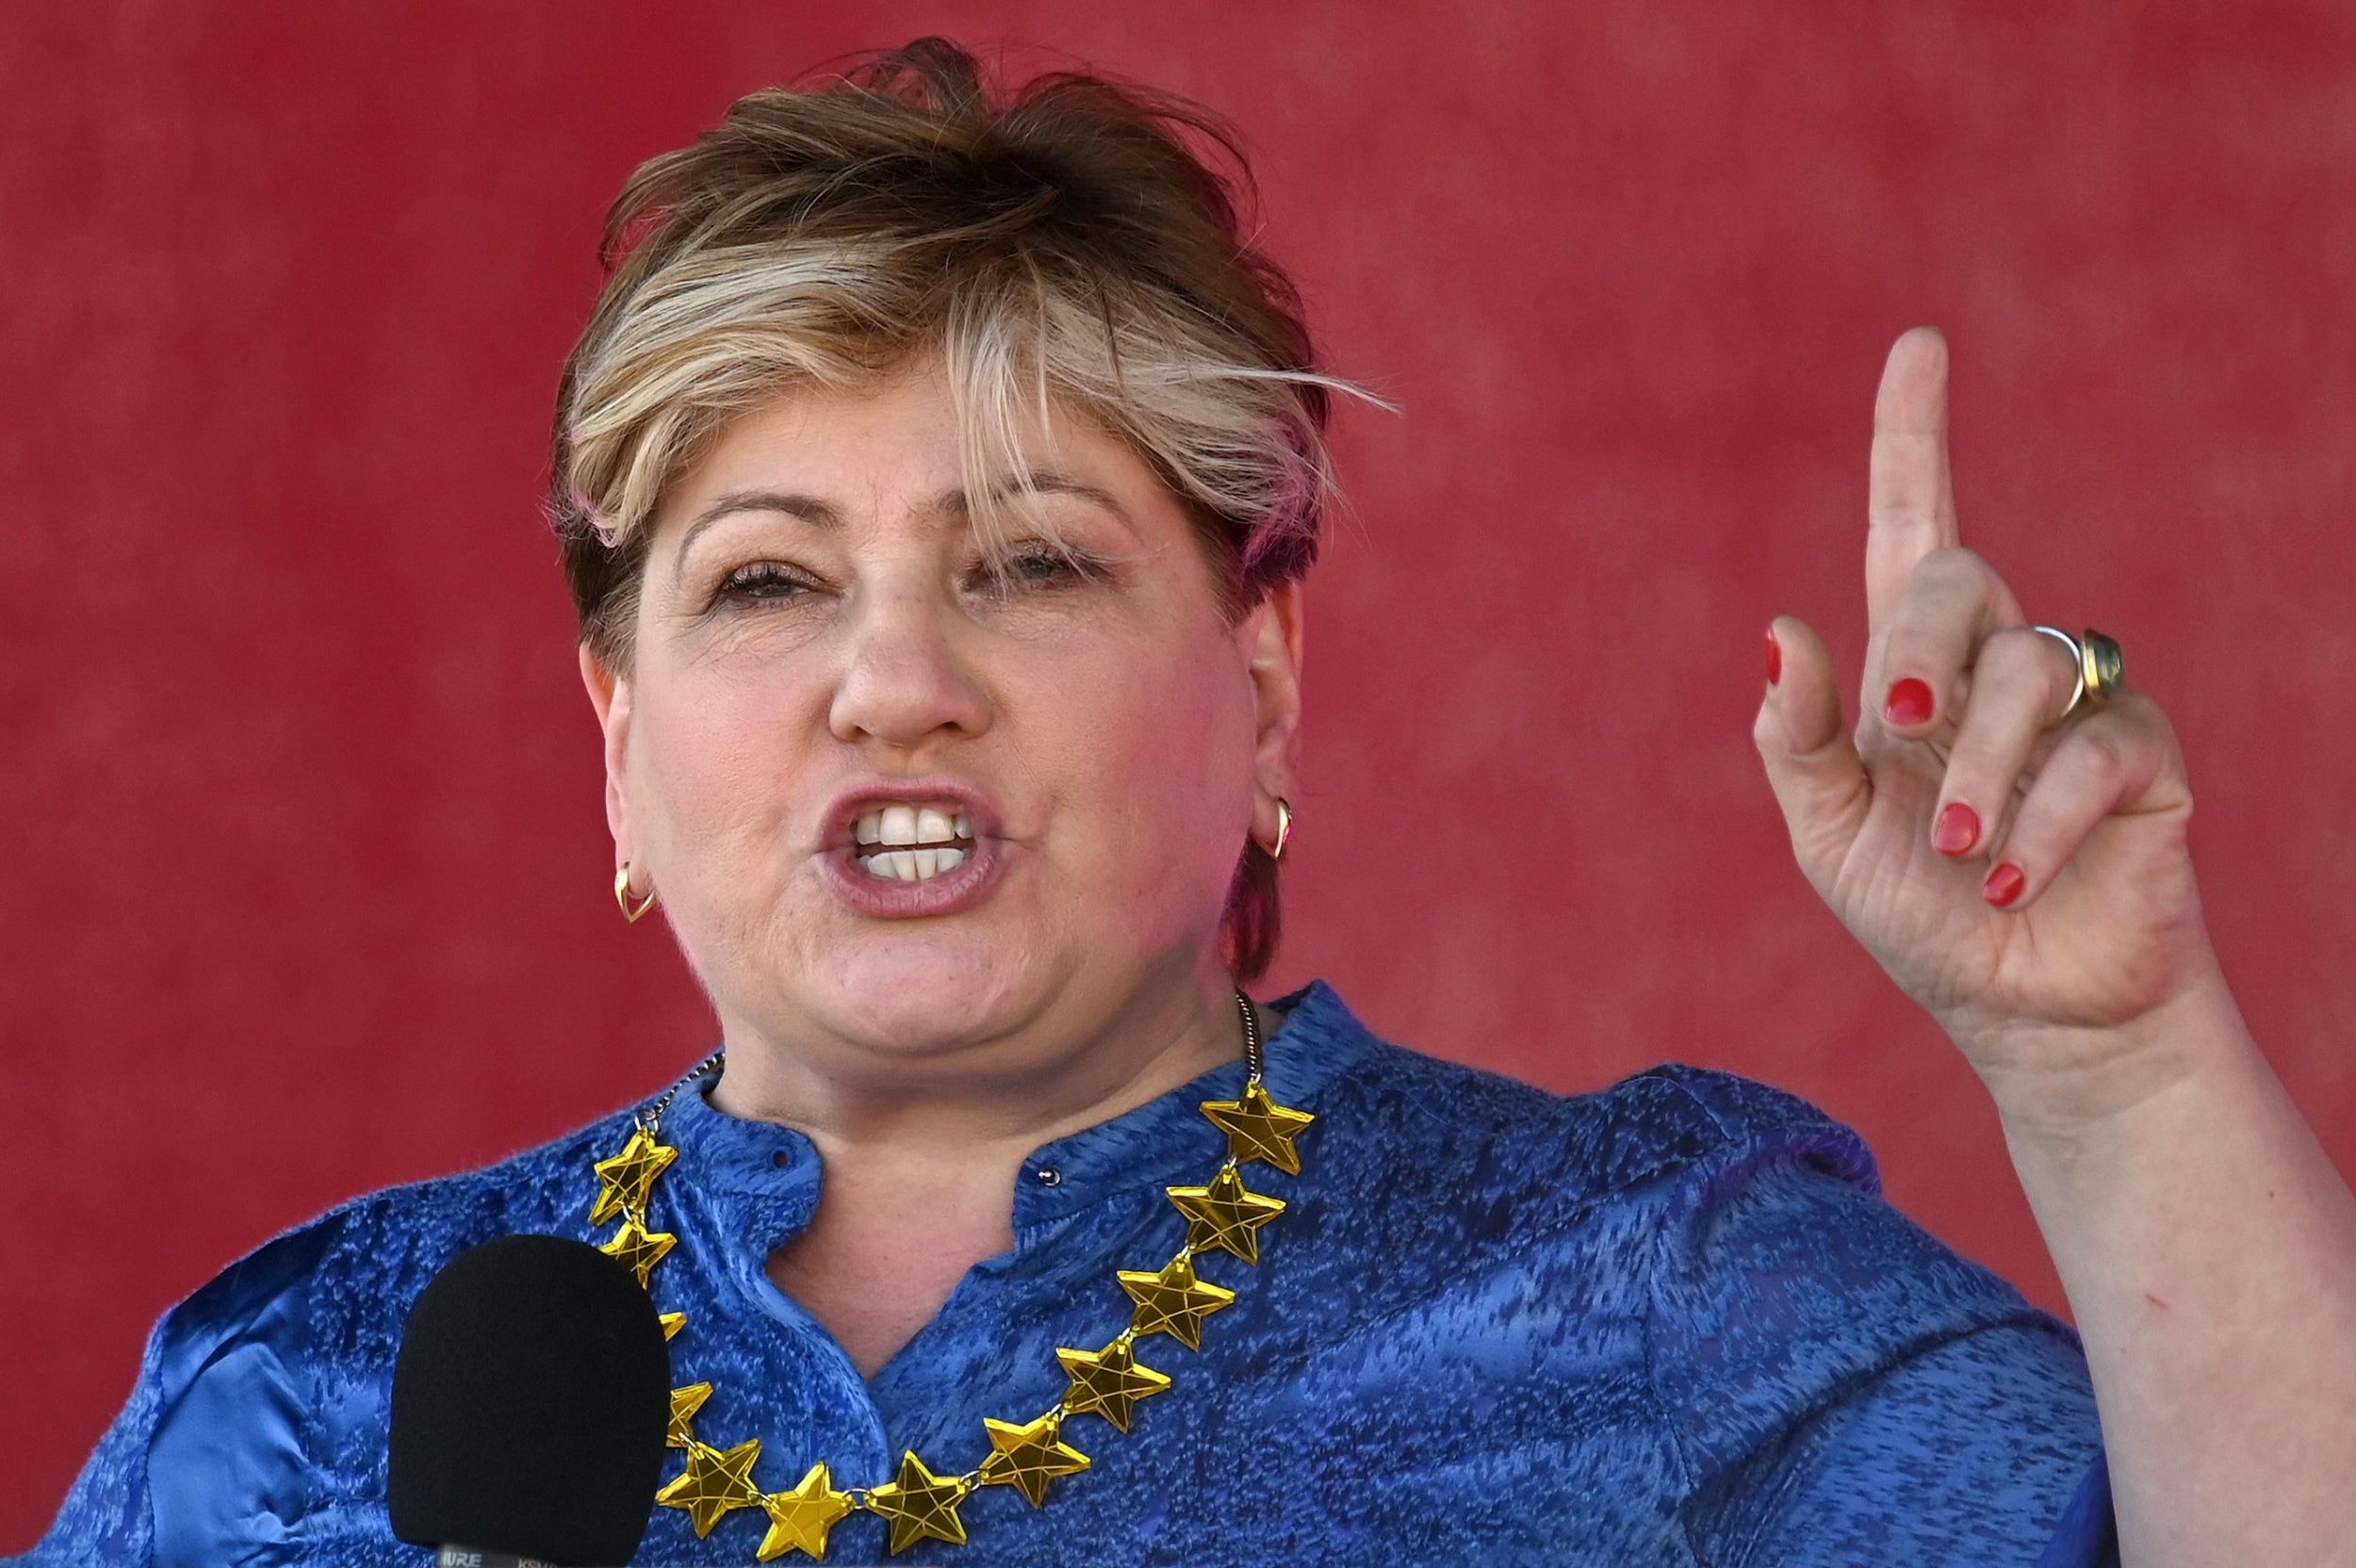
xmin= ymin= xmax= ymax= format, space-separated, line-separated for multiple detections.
xmin=582 ymin=362 xmax=1301 ymax=1077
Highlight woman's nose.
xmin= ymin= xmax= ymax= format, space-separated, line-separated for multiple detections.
xmin=826 ymin=583 xmax=991 ymax=749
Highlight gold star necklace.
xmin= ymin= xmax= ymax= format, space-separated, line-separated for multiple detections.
xmin=586 ymin=989 xmax=1313 ymax=1560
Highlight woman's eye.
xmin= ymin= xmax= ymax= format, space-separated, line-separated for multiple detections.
xmin=717 ymin=562 xmax=814 ymax=601
xmin=986 ymin=546 xmax=1097 ymax=591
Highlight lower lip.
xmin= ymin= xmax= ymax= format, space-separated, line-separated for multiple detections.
xmin=817 ymin=839 xmax=1007 ymax=919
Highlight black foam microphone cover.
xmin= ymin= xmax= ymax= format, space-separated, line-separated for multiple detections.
xmin=389 ymin=1233 xmax=671 ymax=1566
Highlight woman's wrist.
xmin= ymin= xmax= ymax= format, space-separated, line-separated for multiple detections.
xmin=1952 ymin=957 xmax=2257 ymax=1146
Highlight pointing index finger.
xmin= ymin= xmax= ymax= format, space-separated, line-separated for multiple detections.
xmin=1867 ymin=326 xmax=1959 ymax=636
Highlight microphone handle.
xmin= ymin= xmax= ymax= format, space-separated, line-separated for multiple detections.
xmin=435 ymin=1547 xmax=581 ymax=1568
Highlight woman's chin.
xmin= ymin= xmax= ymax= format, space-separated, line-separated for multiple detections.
xmin=800 ymin=939 xmax=1064 ymax=1056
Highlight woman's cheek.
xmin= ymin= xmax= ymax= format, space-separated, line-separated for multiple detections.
xmin=636 ymin=668 xmax=819 ymax=915
xmin=1075 ymin=654 xmax=1252 ymax=914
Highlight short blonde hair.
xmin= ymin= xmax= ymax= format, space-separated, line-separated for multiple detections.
xmin=549 ymin=38 xmax=1362 ymax=982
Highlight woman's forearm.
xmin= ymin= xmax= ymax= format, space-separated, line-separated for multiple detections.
xmin=1987 ymin=978 xmax=2356 ymax=1566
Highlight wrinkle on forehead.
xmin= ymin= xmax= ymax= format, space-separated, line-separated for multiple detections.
xmin=656 ymin=366 xmax=1160 ymax=569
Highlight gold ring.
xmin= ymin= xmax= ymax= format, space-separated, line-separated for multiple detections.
xmin=2028 ymin=625 xmax=2124 ymax=721
xmin=2029 ymin=625 xmax=2087 ymax=720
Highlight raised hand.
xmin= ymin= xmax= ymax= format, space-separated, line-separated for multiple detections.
xmin=1755 ymin=328 xmax=2221 ymax=1098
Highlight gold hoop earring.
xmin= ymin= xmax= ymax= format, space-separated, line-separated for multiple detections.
xmin=614 ymin=863 xmax=658 ymax=923
xmin=1261 ymin=797 xmax=1294 ymax=862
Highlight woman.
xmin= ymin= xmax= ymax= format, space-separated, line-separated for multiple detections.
xmin=35 ymin=37 xmax=2356 ymax=1567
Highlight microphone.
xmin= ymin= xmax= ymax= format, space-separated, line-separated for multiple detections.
xmin=390 ymin=1233 xmax=672 ymax=1567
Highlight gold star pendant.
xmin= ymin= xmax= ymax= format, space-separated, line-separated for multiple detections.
xmin=597 ymin=1212 xmax=678 ymax=1286
xmin=757 ymin=1462 xmax=856 ymax=1561
xmin=1166 ymin=1166 xmax=1286 ymax=1265
xmin=977 ymin=1412 xmax=1090 ymax=1507
xmin=1056 ymin=1338 xmax=1172 ymax=1432
xmin=660 ymin=1310 xmax=688 ymax=1342
xmin=668 ymin=1381 xmax=712 ymax=1448
xmin=590 ymin=1121 xmax=679 ymax=1225
xmin=657 ymin=1436 xmax=764 ymax=1537
xmin=1118 ymin=1253 xmax=1235 ymax=1351
xmin=864 ymin=1450 xmax=972 ymax=1554
xmin=1200 ymin=1082 xmax=1315 ymax=1174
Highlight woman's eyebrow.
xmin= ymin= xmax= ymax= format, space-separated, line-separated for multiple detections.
xmin=942 ymin=470 xmax=1138 ymax=533
xmin=672 ymin=489 xmax=844 ymax=570
xmin=671 ymin=471 xmax=1137 ymax=570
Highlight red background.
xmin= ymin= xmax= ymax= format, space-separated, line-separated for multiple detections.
xmin=7 ymin=1 xmax=2354 ymax=1545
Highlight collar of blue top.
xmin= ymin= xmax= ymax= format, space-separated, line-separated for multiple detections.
xmin=654 ymin=978 xmax=1374 ymax=1234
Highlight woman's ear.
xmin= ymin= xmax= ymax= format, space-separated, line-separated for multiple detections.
xmin=579 ymin=644 xmax=637 ymax=857
xmin=1244 ymin=581 xmax=1305 ymax=831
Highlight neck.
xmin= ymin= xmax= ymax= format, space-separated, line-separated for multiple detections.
xmin=703 ymin=969 xmax=1256 ymax=1378
xmin=705 ymin=967 xmax=1250 ymax=1153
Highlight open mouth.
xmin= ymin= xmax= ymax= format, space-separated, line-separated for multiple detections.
xmin=852 ymin=803 xmax=977 ymax=883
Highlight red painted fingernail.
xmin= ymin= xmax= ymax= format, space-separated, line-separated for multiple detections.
xmin=1884 ymin=677 xmax=1935 ymax=727
xmin=1933 ymin=801 xmax=1980 ymax=857
xmin=1763 ymin=627 xmax=1782 ymax=685
xmin=1983 ymin=862 xmax=2026 ymax=906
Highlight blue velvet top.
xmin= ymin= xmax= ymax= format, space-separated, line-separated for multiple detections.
xmin=34 ymin=981 xmax=2117 ymax=1566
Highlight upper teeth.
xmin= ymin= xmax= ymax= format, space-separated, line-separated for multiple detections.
xmin=854 ymin=804 xmax=973 ymax=882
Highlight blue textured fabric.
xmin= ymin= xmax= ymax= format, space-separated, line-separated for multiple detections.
xmin=30 ymin=982 xmax=2119 ymax=1566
